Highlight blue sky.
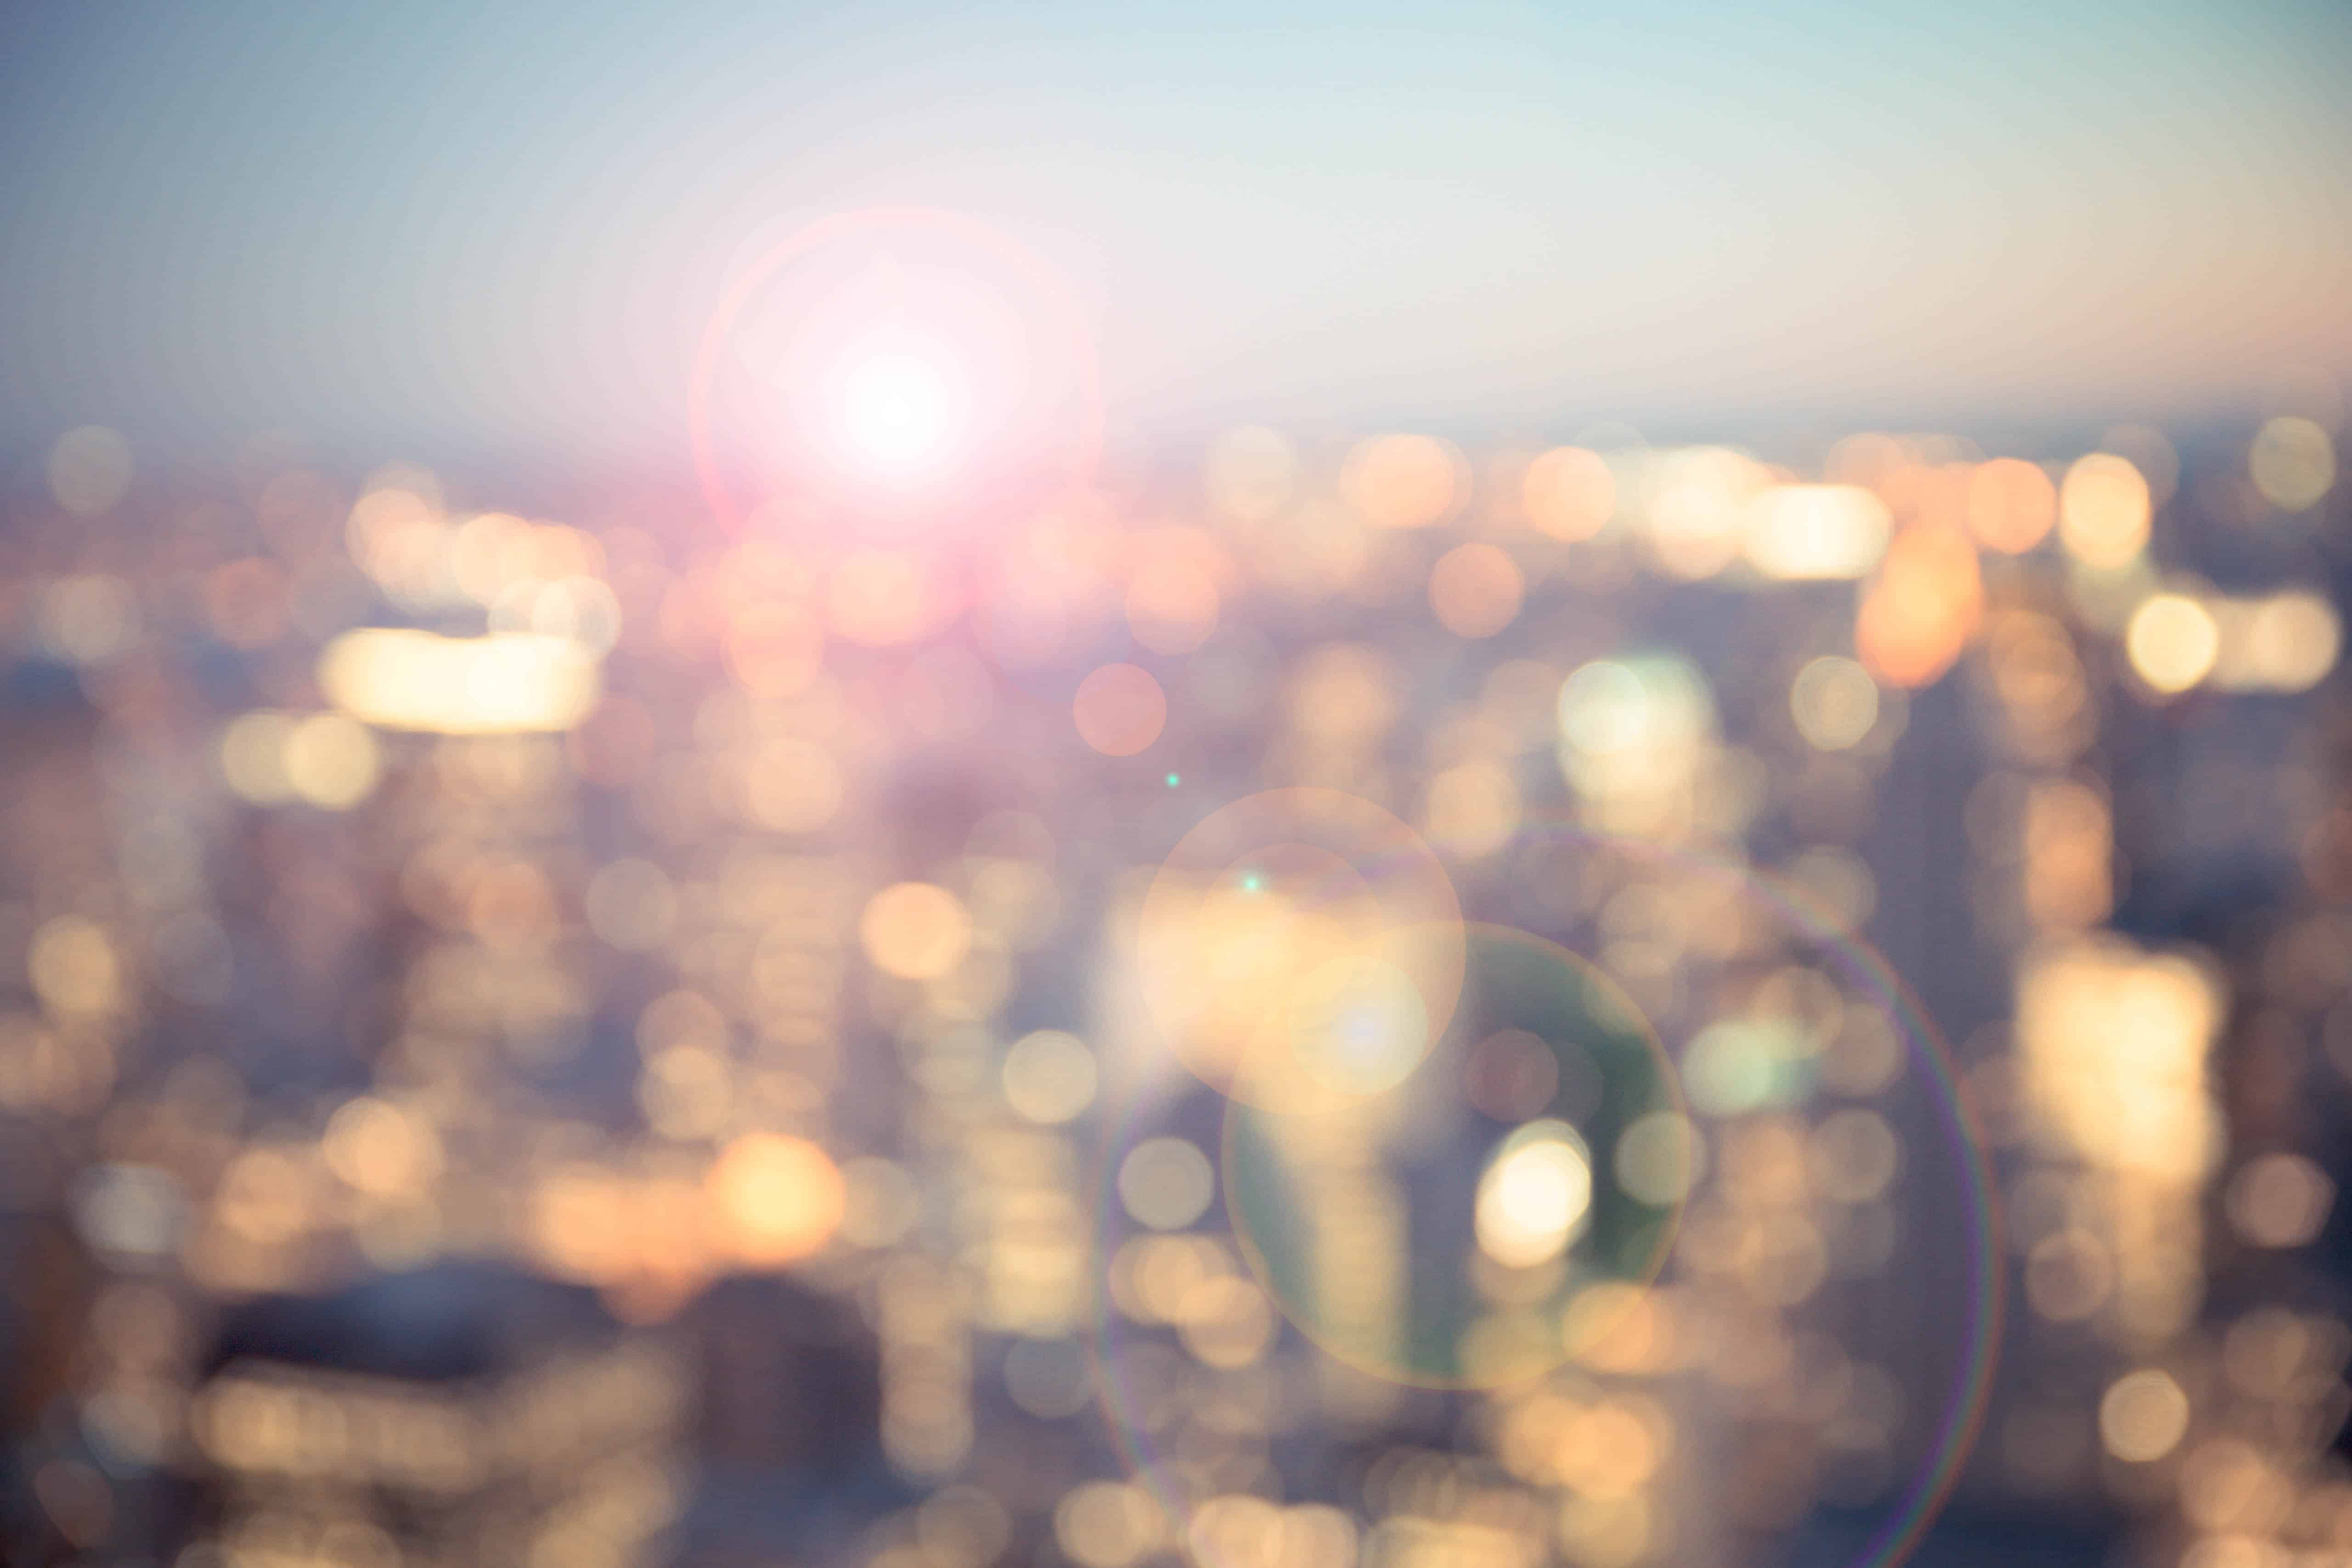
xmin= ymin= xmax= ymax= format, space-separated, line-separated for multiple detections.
xmin=1 ymin=0 xmax=2346 ymax=460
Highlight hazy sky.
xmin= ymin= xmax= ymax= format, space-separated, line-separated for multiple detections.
xmin=2 ymin=0 xmax=2347 ymax=463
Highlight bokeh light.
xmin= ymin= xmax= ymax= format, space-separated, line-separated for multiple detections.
xmin=1745 ymin=484 xmax=1891 ymax=580
xmin=1339 ymin=434 xmax=1463 ymax=530
xmin=1524 ymin=447 xmax=1617 ymax=541
xmin=2249 ymin=417 xmax=2335 ymax=512
xmin=1002 ymin=1030 xmax=1099 ymax=1125
xmin=2100 ymin=1370 xmax=2191 ymax=1463
xmin=1858 ymin=524 xmax=1982 ymax=689
xmin=1135 ymin=789 xmax=1464 ymax=1108
xmin=1428 ymin=542 xmax=1525 ymax=638
xmin=2125 ymin=593 xmax=2223 ymax=696
xmin=2058 ymin=453 xmax=2153 ymax=569
xmin=1967 ymin=458 xmax=2058 ymax=553
xmin=318 ymin=629 xmax=602 ymax=733
xmin=1791 ymin=656 xmax=1883 ymax=751
xmin=47 ymin=426 xmax=133 ymax=516
xmin=861 ymin=882 xmax=974 ymax=980
xmin=706 ymin=1132 xmax=846 ymax=1267
xmin=1073 ymin=663 xmax=1169 ymax=756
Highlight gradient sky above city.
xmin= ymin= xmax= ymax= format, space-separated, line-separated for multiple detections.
xmin=1 ymin=0 xmax=2346 ymax=464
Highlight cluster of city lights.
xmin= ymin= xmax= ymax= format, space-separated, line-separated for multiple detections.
xmin=0 ymin=375 xmax=2344 ymax=1568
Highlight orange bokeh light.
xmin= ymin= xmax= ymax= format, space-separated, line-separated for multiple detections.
xmin=1523 ymin=447 xmax=1616 ymax=540
xmin=1856 ymin=525 xmax=1983 ymax=688
xmin=1429 ymin=543 xmax=1525 ymax=638
xmin=1967 ymin=458 xmax=2058 ymax=553
xmin=706 ymin=1133 xmax=846 ymax=1269
xmin=861 ymin=882 xmax=973 ymax=980
xmin=1340 ymin=434 xmax=1462 ymax=530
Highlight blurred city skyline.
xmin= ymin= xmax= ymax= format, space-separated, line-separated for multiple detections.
xmin=1 ymin=0 xmax=2347 ymax=470
xmin=7 ymin=7 xmax=2352 ymax=1567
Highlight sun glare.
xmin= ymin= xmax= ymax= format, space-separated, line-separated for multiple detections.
xmin=838 ymin=345 xmax=961 ymax=475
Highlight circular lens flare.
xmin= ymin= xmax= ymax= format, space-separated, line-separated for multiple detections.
xmin=1220 ymin=923 xmax=1685 ymax=1391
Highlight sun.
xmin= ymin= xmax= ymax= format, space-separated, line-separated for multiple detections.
xmin=836 ymin=343 xmax=962 ymax=476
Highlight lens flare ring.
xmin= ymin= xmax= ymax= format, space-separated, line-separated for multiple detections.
xmin=1221 ymin=920 xmax=1687 ymax=1391
xmin=1089 ymin=812 xmax=2001 ymax=1568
